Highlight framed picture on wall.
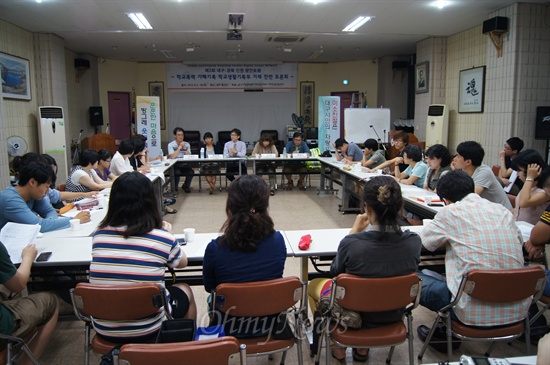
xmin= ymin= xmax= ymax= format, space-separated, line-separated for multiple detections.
xmin=0 ymin=52 xmax=31 ymax=100
xmin=300 ymin=81 xmax=315 ymax=126
xmin=458 ymin=66 xmax=486 ymax=113
xmin=148 ymin=81 xmax=166 ymax=129
xmin=415 ymin=62 xmax=429 ymax=94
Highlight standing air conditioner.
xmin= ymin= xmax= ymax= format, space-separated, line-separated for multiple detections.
xmin=425 ymin=104 xmax=449 ymax=149
xmin=38 ymin=106 xmax=68 ymax=185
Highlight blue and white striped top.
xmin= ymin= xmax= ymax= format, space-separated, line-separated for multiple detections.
xmin=90 ymin=226 xmax=182 ymax=339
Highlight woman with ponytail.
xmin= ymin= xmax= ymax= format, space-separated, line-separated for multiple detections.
xmin=202 ymin=175 xmax=286 ymax=336
xmin=308 ymin=176 xmax=422 ymax=361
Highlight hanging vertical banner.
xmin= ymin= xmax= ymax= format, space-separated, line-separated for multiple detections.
xmin=318 ymin=96 xmax=340 ymax=153
xmin=136 ymin=95 xmax=162 ymax=159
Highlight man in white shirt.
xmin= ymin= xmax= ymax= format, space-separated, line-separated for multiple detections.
xmin=453 ymin=140 xmax=512 ymax=210
xmin=167 ymin=127 xmax=194 ymax=193
xmin=223 ymin=128 xmax=247 ymax=182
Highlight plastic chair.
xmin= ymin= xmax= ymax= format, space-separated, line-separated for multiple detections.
xmin=0 ymin=331 xmax=40 ymax=365
xmin=210 ymin=277 xmax=307 ymax=365
xmin=112 ymin=336 xmax=247 ymax=365
xmin=70 ymin=283 xmax=171 ymax=365
xmin=417 ymin=266 xmax=546 ymax=362
xmin=315 ymin=273 xmax=421 ymax=365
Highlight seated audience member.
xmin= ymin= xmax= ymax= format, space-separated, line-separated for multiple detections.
xmin=0 ymin=161 xmax=90 ymax=232
xmin=361 ymin=138 xmax=386 ymax=169
xmin=223 ymin=128 xmax=248 ymax=182
xmin=89 ymin=171 xmax=197 ymax=342
xmin=15 ymin=153 xmax=96 ymax=208
xmin=203 ymin=175 xmax=286 ymax=337
xmin=252 ymin=134 xmax=279 ymax=196
xmin=395 ymin=145 xmax=428 ymax=187
xmin=110 ymin=139 xmax=135 ymax=176
xmin=308 ymin=176 xmax=421 ymax=361
xmin=524 ymin=170 xmax=550 ymax=297
xmin=334 ymin=138 xmax=362 ymax=163
xmin=453 ymin=141 xmax=512 ymax=210
xmin=129 ymin=135 xmax=151 ymax=172
xmin=423 ymin=144 xmax=452 ymax=192
xmin=510 ymin=150 xmax=549 ymax=224
xmin=133 ymin=133 xmax=162 ymax=162
xmin=368 ymin=130 xmax=409 ymax=174
xmin=417 ymin=170 xmax=528 ymax=349
xmin=65 ymin=150 xmax=112 ymax=200
xmin=168 ymin=127 xmax=195 ymax=193
xmin=94 ymin=149 xmax=117 ymax=182
xmin=283 ymin=132 xmax=311 ymax=190
xmin=499 ymin=137 xmax=524 ymax=194
xmin=200 ymin=132 xmax=221 ymax=195
xmin=0 ymin=240 xmax=59 ymax=364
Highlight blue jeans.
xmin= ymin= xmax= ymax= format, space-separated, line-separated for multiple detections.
xmin=417 ymin=271 xmax=452 ymax=313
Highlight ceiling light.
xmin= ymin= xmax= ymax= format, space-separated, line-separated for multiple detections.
xmin=36 ymin=0 xmax=42 ymax=3
xmin=160 ymin=50 xmax=175 ymax=59
xmin=308 ymin=45 xmax=324 ymax=59
xmin=126 ymin=13 xmax=153 ymax=30
xmin=431 ymin=1 xmax=451 ymax=9
xmin=342 ymin=16 xmax=372 ymax=32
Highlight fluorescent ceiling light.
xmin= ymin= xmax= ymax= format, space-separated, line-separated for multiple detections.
xmin=126 ymin=13 xmax=153 ymax=30
xmin=342 ymin=16 xmax=372 ymax=32
xmin=308 ymin=49 xmax=324 ymax=59
xmin=431 ymin=1 xmax=451 ymax=9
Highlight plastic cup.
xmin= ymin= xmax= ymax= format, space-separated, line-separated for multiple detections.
xmin=425 ymin=196 xmax=432 ymax=204
xmin=183 ymin=228 xmax=196 ymax=242
xmin=70 ymin=219 xmax=81 ymax=231
xmin=162 ymin=155 xmax=167 ymax=161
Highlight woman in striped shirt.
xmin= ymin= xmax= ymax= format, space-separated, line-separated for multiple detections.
xmin=89 ymin=171 xmax=197 ymax=342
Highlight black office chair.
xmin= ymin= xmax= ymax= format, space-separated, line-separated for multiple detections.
xmin=184 ymin=130 xmax=201 ymax=155
xmin=216 ymin=131 xmax=232 ymax=154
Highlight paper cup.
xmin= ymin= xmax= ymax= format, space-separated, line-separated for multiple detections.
xmin=70 ymin=219 xmax=81 ymax=231
xmin=423 ymin=219 xmax=433 ymax=226
xmin=183 ymin=228 xmax=196 ymax=242
xmin=425 ymin=196 xmax=433 ymax=204
xmin=162 ymin=155 xmax=167 ymax=161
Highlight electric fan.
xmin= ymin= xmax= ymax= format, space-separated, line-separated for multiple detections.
xmin=7 ymin=135 xmax=28 ymax=158
xmin=291 ymin=113 xmax=306 ymax=130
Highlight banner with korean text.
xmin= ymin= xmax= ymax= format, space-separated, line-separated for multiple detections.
xmin=136 ymin=96 xmax=162 ymax=159
xmin=318 ymin=96 xmax=341 ymax=153
xmin=166 ymin=63 xmax=297 ymax=91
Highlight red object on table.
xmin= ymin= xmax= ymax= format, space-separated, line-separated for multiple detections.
xmin=298 ymin=234 xmax=312 ymax=250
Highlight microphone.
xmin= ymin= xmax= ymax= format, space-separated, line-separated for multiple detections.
xmin=370 ymin=125 xmax=387 ymax=152
xmin=369 ymin=125 xmax=373 ymax=127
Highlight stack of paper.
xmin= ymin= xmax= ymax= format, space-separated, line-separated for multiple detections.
xmin=0 ymin=222 xmax=40 ymax=264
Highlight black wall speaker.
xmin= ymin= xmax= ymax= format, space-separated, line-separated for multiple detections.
xmin=89 ymin=106 xmax=104 ymax=126
xmin=535 ymin=106 xmax=550 ymax=140
xmin=74 ymin=58 xmax=90 ymax=69
xmin=482 ymin=16 xmax=508 ymax=34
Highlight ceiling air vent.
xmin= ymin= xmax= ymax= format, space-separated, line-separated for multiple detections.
xmin=160 ymin=50 xmax=176 ymax=59
xmin=265 ymin=34 xmax=307 ymax=43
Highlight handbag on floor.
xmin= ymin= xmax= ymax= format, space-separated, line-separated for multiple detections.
xmin=156 ymin=318 xmax=196 ymax=343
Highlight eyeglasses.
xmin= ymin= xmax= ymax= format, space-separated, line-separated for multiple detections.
xmin=230 ymin=133 xmax=238 ymax=136
xmin=394 ymin=139 xmax=403 ymax=143
xmin=503 ymin=144 xmax=512 ymax=151
xmin=105 ymin=159 xmax=111 ymax=163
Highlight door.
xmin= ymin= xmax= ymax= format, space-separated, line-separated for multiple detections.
xmin=108 ymin=92 xmax=131 ymax=140
xmin=331 ymin=91 xmax=356 ymax=138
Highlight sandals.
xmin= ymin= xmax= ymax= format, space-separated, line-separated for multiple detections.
xmin=270 ymin=188 xmax=275 ymax=196
xmin=165 ymin=208 xmax=177 ymax=214
xmin=331 ymin=348 xmax=346 ymax=361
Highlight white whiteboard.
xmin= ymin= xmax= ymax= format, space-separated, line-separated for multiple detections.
xmin=344 ymin=108 xmax=391 ymax=145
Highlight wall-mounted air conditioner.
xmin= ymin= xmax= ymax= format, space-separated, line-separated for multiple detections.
xmin=425 ymin=104 xmax=449 ymax=149
xmin=38 ymin=106 xmax=68 ymax=184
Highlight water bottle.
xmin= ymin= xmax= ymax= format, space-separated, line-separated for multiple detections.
xmin=200 ymin=147 xmax=205 ymax=159
xmin=282 ymin=147 xmax=287 ymax=158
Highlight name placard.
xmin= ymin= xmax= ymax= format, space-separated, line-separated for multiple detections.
xmin=261 ymin=154 xmax=276 ymax=159
xmin=293 ymin=153 xmax=308 ymax=158
xmin=208 ymin=154 xmax=224 ymax=159
xmin=183 ymin=155 xmax=199 ymax=160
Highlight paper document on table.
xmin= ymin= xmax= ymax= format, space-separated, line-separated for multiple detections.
xmin=149 ymin=171 xmax=165 ymax=182
xmin=503 ymin=170 xmax=518 ymax=193
xmin=0 ymin=222 xmax=40 ymax=264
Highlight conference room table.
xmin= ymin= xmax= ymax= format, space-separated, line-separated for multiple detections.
xmin=315 ymin=156 xmax=443 ymax=217
xmin=173 ymin=154 xmax=322 ymax=192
